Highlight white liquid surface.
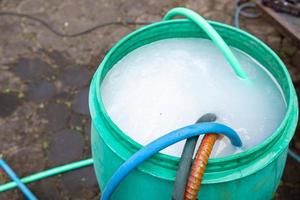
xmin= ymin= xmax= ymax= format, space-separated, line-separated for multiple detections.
xmin=101 ymin=38 xmax=287 ymax=158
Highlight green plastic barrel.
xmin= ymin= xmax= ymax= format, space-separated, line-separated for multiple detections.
xmin=89 ymin=8 xmax=298 ymax=200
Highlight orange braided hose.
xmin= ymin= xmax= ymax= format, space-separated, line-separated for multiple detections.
xmin=184 ymin=133 xmax=219 ymax=200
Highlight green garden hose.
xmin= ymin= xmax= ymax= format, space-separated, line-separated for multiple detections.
xmin=163 ymin=7 xmax=248 ymax=79
xmin=0 ymin=158 xmax=93 ymax=192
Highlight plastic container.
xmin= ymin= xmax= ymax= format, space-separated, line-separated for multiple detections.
xmin=89 ymin=8 xmax=298 ymax=200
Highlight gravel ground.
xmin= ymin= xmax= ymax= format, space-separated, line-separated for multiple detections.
xmin=0 ymin=0 xmax=299 ymax=199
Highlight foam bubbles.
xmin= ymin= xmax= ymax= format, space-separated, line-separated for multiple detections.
xmin=101 ymin=38 xmax=286 ymax=158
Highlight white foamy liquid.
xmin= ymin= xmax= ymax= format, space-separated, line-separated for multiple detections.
xmin=101 ymin=38 xmax=286 ymax=158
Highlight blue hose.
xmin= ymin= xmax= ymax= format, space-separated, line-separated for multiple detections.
xmin=100 ymin=122 xmax=242 ymax=200
xmin=234 ymin=2 xmax=260 ymax=29
xmin=288 ymin=149 xmax=300 ymax=163
xmin=235 ymin=0 xmax=260 ymax=18
xmin=0 ymin=158 xmax=37 ymax=200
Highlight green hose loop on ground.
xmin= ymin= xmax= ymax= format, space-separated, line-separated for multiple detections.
xmin=163 ymin=7 xmax=248 ymax=79
xmin=0 ymin=158 xmax=93 ymax=192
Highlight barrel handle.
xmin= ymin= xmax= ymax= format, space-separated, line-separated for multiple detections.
xmin=163 ymin=7 xmax=247 ymax=79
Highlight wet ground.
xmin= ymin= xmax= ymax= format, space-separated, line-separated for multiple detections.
xmin=0 ymin=0 xmax=299 ymax=199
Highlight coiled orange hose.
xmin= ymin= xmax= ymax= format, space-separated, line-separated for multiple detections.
xmin=184 ymin=133 xmax=219 ymax=200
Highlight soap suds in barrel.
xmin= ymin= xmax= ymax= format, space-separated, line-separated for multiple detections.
xmin=101 ymin=38 xmax=286 ymax=158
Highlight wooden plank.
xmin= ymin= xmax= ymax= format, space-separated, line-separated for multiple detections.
xmin=256 ymin=0 xmax=300 ymax=47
